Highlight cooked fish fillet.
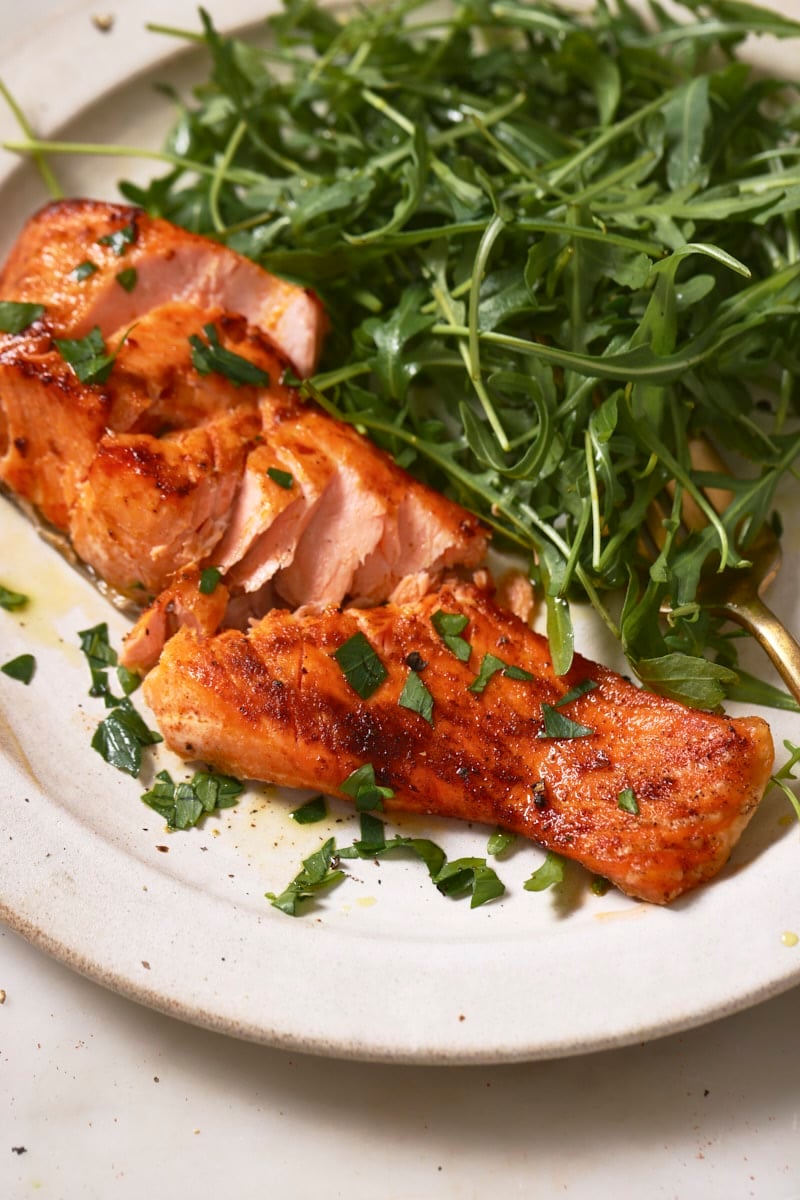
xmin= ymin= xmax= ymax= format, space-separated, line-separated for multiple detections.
xmin=0 ymin=201 xmax=487 ymax=616
xmin=143 ymin=579 xmax=774 ymax=904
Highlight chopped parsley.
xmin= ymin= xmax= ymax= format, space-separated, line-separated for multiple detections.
xmin=198 ymin=566 xmax=222 ymax=595
xmin=115 ymin=267 xmax=138 ymax=292
xmin=398 ymin=669 xmax=434 ymax=724
xmin=468 ymin=653 xmax=533 ymax=695
xmin=189 ymin=322 xmax=271 ymax=388
xmin=332 ymin=630 xmax=387 ymax=698
xmin=487 ymin=829 xmax=517 ymax=857
xmin=267 ymin=466 xmax=294 ymax=489
xmin=434 ymin=857 xmax=505 ymax=907
xmin=556 ymin=680 xmax=598 ymax=707
xmin=141 ymin=768 xmax=243 ymax=829
xmin=267 ymin=837 xmax=346 ymax=916
xmin=1 ymin=654 xmax=35 ymax=685
xmin=53 ymin=325 xmax=124 ymax=385
xmin=98 ymin=220 xmax=137 ymax=256
xmin=0 ymin=301 xmax=45 ymax=334
xmin=339 ymin=763 xmax=394 ymax=811
xmin=0 ymin=584 xmax=28 ymax=611
xmin=537 ymin=703 xmax=594 ymax=739
xmin=431 ymin=610 xmax=471 ymax=662
xmin=291 ymin=794 xmax=328 ymax=824
xmin=617 ymin=787 xmax=640 ymax=815
xmin=78 ymin=622 xmax=160 ymax=776
xmin=70 ymin=260 xmax=98 ymax=282
xmin=524 ymin=851 xmax=566 ymax=892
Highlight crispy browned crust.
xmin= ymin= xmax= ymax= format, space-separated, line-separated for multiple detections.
xmin=144 ymin=579 xmax=774 ymax=904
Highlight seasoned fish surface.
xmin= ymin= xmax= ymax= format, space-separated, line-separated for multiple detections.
xmin=144 ymin=580 xmax=774 ymax=904
xmin=0 ymin=201 xmax=487 ymax=615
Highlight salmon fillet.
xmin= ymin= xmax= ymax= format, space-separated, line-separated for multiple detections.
xmin=0 ymin=200 xmax=487 ymax=619
xmin=143 ymin=579 xmax=774 ymax=904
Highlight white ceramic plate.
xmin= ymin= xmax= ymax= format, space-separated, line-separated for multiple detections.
xmin=1 ymin=0 xmax=800 ymax=1064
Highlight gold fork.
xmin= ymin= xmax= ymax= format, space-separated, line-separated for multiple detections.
xmin=645 ymin=438 xmax=800 ymax=706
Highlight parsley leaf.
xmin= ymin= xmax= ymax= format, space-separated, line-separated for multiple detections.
xmin=434 ymin=857 xmax=505 ymax=908
xmin=291 ymin=794 xmax=328 ymax=823
xmin=339 ymin=763 xmax=394 ymax=811
xmin=115 ymin=267 xmax=138 ymax=292
xmin=487 ymin=828 xmax=517 ymax=856
xmin=1 ymin=654 xmax=35 ymax=685
xmin=91 ymin=700 xmax=163 ymax=777
xmin=617 ymin=787 xmax=640 ymax=814
xmin=0 ymin=584 xmax=28 ymax=611
xmin=267 ymin=466 xmax=294 ymax=489
xmin=469 ymin=653 xmax=534 ymax=695
xmin=431 ymin=610 xmax=471 ymax=662
xmin=70 ymin=260 xmax=98 ymax=282
xmin=537 ymin=703 xmax=594 ymax=739
xmin=98 ymin=220 xmax=137 ymax=256
xmin=267 ymin=837 xmax=346 ymax=915
xmin=524 ymin=851 xmax=566 ymax=892
xmin=189 ymin=322 xmax=271 ymax=387
xmin=198 ymin=566 xmax=222 ymax=594
xmin=333 ymin=630 xmax=387 ymax=698
xmin=54 ymin=325 xmax=124 ymax=385
xmin=141 ymin=768 xmax=243 ymax=829
xmin=398 ymin=668 xmax=434 ymax=723
xmin=0 ymin=301 xmax=45 ymax=334
xmin=556 ymin=680 xmax=598 ymax=706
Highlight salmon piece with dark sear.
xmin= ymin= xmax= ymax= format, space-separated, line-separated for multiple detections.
xmin=0 ymin=198 xmax=326 ymax=377
xmin=143 ymin=579 xmax=774 ymax=905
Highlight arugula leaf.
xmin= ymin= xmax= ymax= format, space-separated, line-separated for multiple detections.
xmin=398 ymin=669 xmax=434 ymax=724
xmin=1 ymin=654 xmax=35 ymax=685
xmin=524 ymin=851 xmax=566 ymax=892
xmin=333 ymin=631 xmax=388 ymax=699
xmin=537 ymin=703 xmax=595 ymax=739
xmin=431 ymin=610 xmax=471 ymax=662
xmin=0 ymin=301 xmax=44 ymax=334
xmin=189 ymin=322 xmax=271 ymax=388
xmin=267 ymin=837 xmax=346 ymax=916
xmin=0 ymin=584 xmax=28 ymax=611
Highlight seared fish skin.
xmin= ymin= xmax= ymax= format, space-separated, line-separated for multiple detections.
xmin=144 ymin=580 xmax=774 ymax=904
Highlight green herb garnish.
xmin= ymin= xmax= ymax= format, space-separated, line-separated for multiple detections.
xmin=115 ymin=267 xmax=138 ymax=292
xmin=98 ymin=220 xmax=137 ymax=256
xmin=291 ymin=794 xmax=327 ymax=824
xmin=537 ymin=703 xmax=595 ymax=740
xmin=0 ymin=584 xmax=28 ymax=611
xmin=91 ymin=702 xmax=163 ymax=777
xmin=0 ymin=301 xmax=44 ymax=334
xmin=468 ymin=653 xmax=533 ymax=695
xmin=141 ymin=768 xmax=243 ymax=829
xmin=339 ymin=763 xmax=394 ymax=811
xmin=332 ymin=631 xmax=387 ymax=699
xmin=189 ymin=322 xmax=271 ymax=388
xmin=70 ymin=260 xmax=98 ymax=282
xmin=198 ymin=566 xmax=222 ymax=595
xmin=1 ymin=654 xmax=35 ymax=685
xmin=267 ymin=466 xmax=294 ymax=489
xmin=556 ymin=680 xmax=598 ymax=707
xmin=487 ymin=829 xmax=517 ymax=857
xmin=267 ymin=837 xmax=346 ymax=916
xmin=431 ymin=610 xmax=471 ymax=663
xmin=524 ymin=851 xmax=566 ymax=892
xmin=617 ymin=787 xmax=640 ymax=815
xmin=53 ymin=325 xmax=123 ymax=384
xmin=398 ymin=668 xmax=434 ymax=724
